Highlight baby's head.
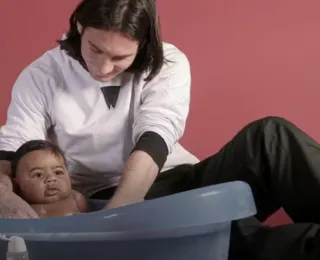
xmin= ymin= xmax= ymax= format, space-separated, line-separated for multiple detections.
xmin=11 ymin=140 xmax=72 ymax=204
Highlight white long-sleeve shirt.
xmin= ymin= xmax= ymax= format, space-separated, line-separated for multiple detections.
xmin=0 ymin=42 xmax=199 ymax=196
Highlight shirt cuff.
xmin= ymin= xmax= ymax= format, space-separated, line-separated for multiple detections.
xmin=0 ymin=150 xmax=16 ymax=161
xmin=132 ymin=131 xmax=169 ymax=170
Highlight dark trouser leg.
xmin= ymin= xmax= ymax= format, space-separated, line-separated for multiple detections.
xmin=190 ymin=116 xmax=320 ymax=223
xmin=149 ymin=116 xmax=320 ymax=222
xmin=229 ymin=217 xmax=320 ymax=260
xmin=92 ymin=116 xmax=320 ymax=259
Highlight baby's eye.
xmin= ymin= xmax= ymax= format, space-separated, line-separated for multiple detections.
xmin=55 ymin=171 xmax=64 ymax=175
xmin=33 ymin=173 xmax=43 ymax=178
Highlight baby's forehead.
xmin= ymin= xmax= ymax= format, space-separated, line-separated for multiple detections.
xmin=22 ymin=149 xmax=63 ymax=159
xmin=18 ymin=149 xmax=66 ymax=168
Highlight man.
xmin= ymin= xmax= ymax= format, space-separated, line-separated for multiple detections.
xmin=1 ymin=0 xmax=320 ymax=259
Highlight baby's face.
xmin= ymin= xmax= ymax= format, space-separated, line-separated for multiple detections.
xmin=15 ymin=150 xmax=72 ymax=204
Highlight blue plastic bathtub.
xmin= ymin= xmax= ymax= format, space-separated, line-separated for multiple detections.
xmin=0 ymin=181 xmax=256 ymax=260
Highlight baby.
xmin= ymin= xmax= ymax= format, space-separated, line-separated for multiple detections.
xmin=9 ymin=140 xmax=88 ymax=218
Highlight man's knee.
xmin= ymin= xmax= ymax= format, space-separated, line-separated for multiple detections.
xmin=256 ymin=116 xmax=291 ymax=126
xmin=248 ymin=116 xmax=301 ymax=135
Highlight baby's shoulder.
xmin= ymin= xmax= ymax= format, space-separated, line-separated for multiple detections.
xmin=72 ymin=190 xmax=88 ymax=213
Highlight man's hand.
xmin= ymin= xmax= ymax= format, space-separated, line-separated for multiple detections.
xmin=105 ymin=150 xmax=158 ymax=209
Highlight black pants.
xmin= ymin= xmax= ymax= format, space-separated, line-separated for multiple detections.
xmin=92 ymin=116 xmax=320 ymax=260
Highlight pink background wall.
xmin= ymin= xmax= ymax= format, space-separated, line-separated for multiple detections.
xmin=1 ymin=0 xmax=320 ymax=225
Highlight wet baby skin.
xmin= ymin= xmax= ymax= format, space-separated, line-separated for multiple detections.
xmin=14 ymin=150 xmax=87 ymax=218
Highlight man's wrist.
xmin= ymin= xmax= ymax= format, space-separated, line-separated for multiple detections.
xmin=104 ymin=151 xmax=158 ymax=209
xmin=106 ymin=196 xmax=144 ymax=209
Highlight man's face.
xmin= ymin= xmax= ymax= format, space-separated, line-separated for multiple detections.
xmin=15 ymin=150 xmax=72 ymax=204
xmin=80 ymin=26 xmax=139 ymax=82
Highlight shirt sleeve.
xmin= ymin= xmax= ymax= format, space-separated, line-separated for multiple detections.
xmin=132 ymin=46 xmax=191 ymax=166
xmin=131 ymin=131 xmax=168 ymax=169
xmin=0 ymin=67 xmax=51 ymax=152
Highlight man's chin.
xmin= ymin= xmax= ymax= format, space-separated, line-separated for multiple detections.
xmin=92 ymin=73 xmax=119 ymax=82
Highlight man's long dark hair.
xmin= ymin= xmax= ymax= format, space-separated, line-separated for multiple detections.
xmin=58 ymin=0 xmax=164 ymax=81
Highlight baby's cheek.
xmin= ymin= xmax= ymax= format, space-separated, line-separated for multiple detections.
xmin=61 ymin=178 xmax=72 ymax=190
xmin=23 ymin=182 xmax=44 ymax=200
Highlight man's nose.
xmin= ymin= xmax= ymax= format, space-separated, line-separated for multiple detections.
xmin=98 ymin=59 xmax=114 ymax=75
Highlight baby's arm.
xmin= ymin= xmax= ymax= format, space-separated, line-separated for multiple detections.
xmin=72 ymin=190 xmax=88 ymax=213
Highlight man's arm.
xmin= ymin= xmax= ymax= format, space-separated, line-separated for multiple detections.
xmin=106 ymin=150 xmax=158 ymax=209
xmin=106 ymin=48 xmax=191 ymax=209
